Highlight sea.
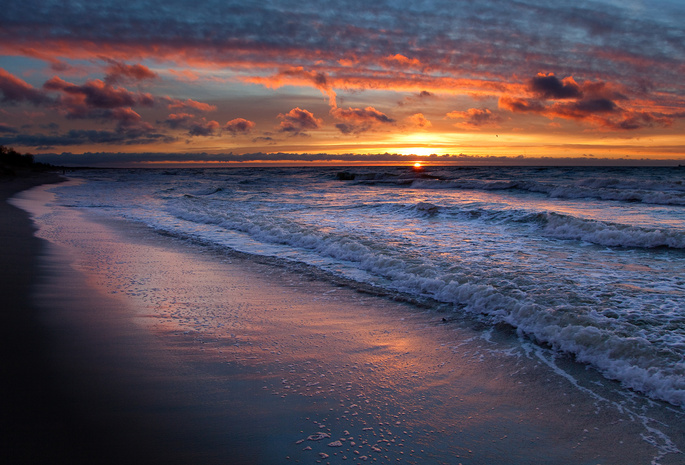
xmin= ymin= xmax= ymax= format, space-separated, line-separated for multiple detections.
xmin=46 ymin=164 xmax=685 ymax=410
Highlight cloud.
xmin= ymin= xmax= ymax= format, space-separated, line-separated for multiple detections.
xmin=188 ymin=118 xmax=220 ymax=136
xmin=499 ymin=93 xmax=621 ymax=124
xmin=248 ymin=67 xmax=337 ymax=106
xmin=166 ymin=98 xmax=217 ymax=112
xmin=398 ymin=90 xmax=435 ymax=106
xmin=163 ymin=112 xmax=195 ymax=129
xmin=162 ymin=112 xmax=220 ymax=136
xmin=278 ymin=107 xmax=322 ymax=135
xmin=447 ymin=108 xmax=501 ymax=128
xmin=605 ymin=111 xmax=676 ymax=131
xmin=31 ymin=151 xmax=685 ymax=168
xmin=0 ymin=128 xmax=172 ymax=148
xmin=406 ymin=113 xmax=431 ymax=128
xmin=109 ymin=107 xmax=152 ymax=132
xmin=167 ymin=69 xmax=202 ymax=81
xmin=43 ymin=77 xmax=134 ymax=109
xmin=525 ymin=74 xmax=629 ymax=118
xmin=1 ymin=1 xmax=683 ymax=152
xmin=0 ymin=123 xmax=18 ymax=133
xmin=104 ymin=60 xmax=158 ymax=84
xmin=16 ymin=47 xmax=71 ymax=72
xmin=331 ymin=106 xmax=395 ymax=134
xmin=224 ymin=118 xmax=255 ymax=135
xmin=499 ymin=73 xmax=683 ymax=131
xmin=43 ymin=76 xmax=155 ymax=122
xmin=530 ymin=73 xmax=582 ymax=99
xmin=383 ymin=54 xmax=422 ymax=69
xmin=0 ymin=68 xmax=50 ymax=105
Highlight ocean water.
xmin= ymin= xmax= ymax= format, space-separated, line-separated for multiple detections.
xmin=52 ymin=165 xmax=685 ymax=408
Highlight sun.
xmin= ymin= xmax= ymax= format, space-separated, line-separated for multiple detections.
xmin=413 ymin=162 xmax=422 ymax=168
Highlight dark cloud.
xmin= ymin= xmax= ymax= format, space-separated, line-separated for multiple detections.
xmin=335 ymin=123 xmax=354 ymax=135
xmin=612 ymin=111 xmax=675 ymax=130
xmin=332 ymin=107 xmax=394 ymax=124
xmin=31 ymin=151 xmax=685 ymax=168
xmin=0 ymin=123 xmax=18 ymax=133
xmin=331 ymin=106 xmax=395 ymax=134
xmin=2 ymin=0 xmax=683 ymax=94
xmin=530 ymin=74 xmax=582 ymax=99
xmin=0 ymin=128 xmax=172 ymax=148
xmin=0 ymin=68 xmax=50 ymax=105
xmin=501 ymin=73 xmax=682 ymax=131
xmin=571 ymin=98 xmax=617 ymax=114
xmin=188 ymin=118 xmax=220 ymax=136
xmin=40 ymin=122 xmax=60 ymax=131
xmin=502 ymin=73 xmax=636 ymax=126
xmin=162 ymin=113 xmax=221 ymax=136
xmin=43 ymin=77 xmax=150 ymax=111
xmin=163 ymin=113 xmax=195 ymax=129
xmin=108 ymin=107 xmax=156 ymax=134
xmin=252 ymin=135 xmax=275 ymax=144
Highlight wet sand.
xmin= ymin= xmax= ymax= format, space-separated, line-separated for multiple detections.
xmin=4 ymin=176 xmax=685 ymax=464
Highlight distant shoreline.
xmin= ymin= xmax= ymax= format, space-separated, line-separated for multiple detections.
xmin=31 ymin=151 xmax=685 ymax=168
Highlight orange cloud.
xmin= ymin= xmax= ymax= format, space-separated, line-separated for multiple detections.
xmin=278 ymin=107 xmax=322 ymax=135
xmin=383 ymin=54 xmax=422 ymax=69
xmin=447 ymin=108 xmax=501 ymax=128
xmin=224 ymin=118 xmax=255 ymax=135
xmin=498 ymin=73 xmax=682 ymax=131
xmin=247 ymin=67 xmax=337 ymax=106
xmin=104 ymin=60 xmax=157 ymax=84
xmin=164 ymin=113 xmax=195 ymax=129
xmin=166 ymin=98 xmax=217 ymax=112
xmin=406 ymin=113 xmax=432 ymax=128
xmin=167 ymin=69 xmax=202 ymax=81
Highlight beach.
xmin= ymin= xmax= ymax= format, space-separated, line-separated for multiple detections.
xmin=3 ymin=172 xmax=685 ymax=464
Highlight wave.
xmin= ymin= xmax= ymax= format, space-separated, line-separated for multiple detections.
xmin=538 ymin=212 xmax=685 ymax=249
xmin=334 ymin=167 xmax=685 ymax=206
xmin=159 ymin=197 xmax=685 ymax=406
xmin=406 ymin=178 xmax=685 ymax=206
xmin=386 ymin=201 xmax=685 ymax=249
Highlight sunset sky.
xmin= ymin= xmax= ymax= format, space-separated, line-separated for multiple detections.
xmin=1 ymin=0 xmax=684 ymax=165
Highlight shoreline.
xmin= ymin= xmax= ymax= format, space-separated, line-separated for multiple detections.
xmin=4 ymin=173 xmax=685 ymax=464
xmin=0 ymin=173 xmax=83 ymax=463
xmin=1 ymin=173 xmax=249 ymax=464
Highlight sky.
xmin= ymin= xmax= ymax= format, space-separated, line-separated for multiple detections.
xmin=0 ymin=0 xmax=684 ymax=166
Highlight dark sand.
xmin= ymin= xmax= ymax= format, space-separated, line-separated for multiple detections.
xmin=0 ymin=173 xmax=82 ymax=463
xmin=3 ymin=174 xmax=685 ymax=465
xmin=1 ymin=174 xmax=253 ymax=464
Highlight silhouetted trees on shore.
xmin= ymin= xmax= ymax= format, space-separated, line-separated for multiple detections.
xmin=1 ymin=146 xmax=59 ymax=176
